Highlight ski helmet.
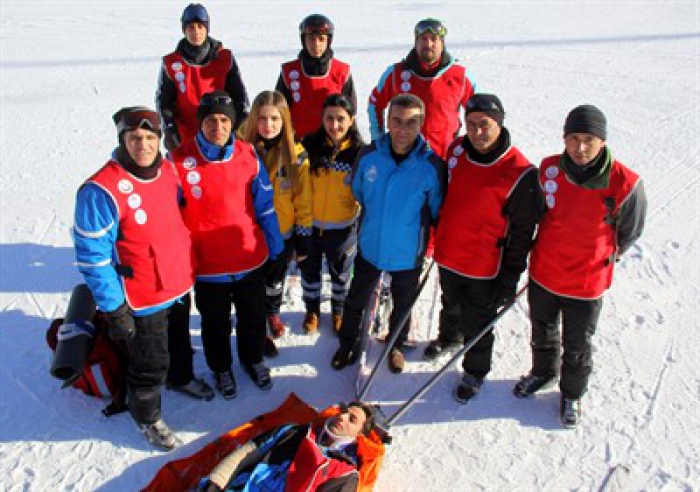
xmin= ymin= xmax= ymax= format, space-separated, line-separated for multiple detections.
xmin=181 ymin=3 xmax=210 ymax=33
xmin=299 ymin=14 xmax=334 ymax=47
xmin=197 ymin=91 xmax=236 ymax=125
xmin=414 ymin=18 xmax=447 ymax=38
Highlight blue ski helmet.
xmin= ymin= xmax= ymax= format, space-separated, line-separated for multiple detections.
xmin=181 ymin=4 xmax=210 ymax=33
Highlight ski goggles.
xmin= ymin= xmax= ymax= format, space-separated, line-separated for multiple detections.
xmin=200 ymin=93 xmax=233 ymax=107
xmin=465 ymin=98 xmax=502 ymax=113
xmin=115 ymin=108 xmax=161 ymax=135
xmin=414 ymin=19 xmax=447 ymax=37
xmin=302 ymin=25 xmax=331 ymax=36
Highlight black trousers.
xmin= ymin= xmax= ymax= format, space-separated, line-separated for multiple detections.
xmin=338 ymin=253 xmax=421 ymax=350
xmin=438 ymin=267 xmax=498 ymax=379
xmin=124 ymin=309 xmax=169 ymax=424
xmin=166 ymin=293 xmax=195 ymax=386
xmin=264 ymin=238 xmax=295 ymax=315
xmin=298 ymin=225 xmax=357 ymax=315
xmin=194 ymin=267 xmax=267 ymax=373
xmin=528 ymin=280 xmax=603 ymax=399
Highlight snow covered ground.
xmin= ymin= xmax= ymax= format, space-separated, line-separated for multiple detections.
xmin=1 ymin=1 xmax=699 ymax=490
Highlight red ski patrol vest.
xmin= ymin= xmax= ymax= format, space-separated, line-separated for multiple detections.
xmin=281 ymin=58 xmax=351 ymax=139
xmin=88 ymin=161 xmax=195 ymax=310
xmin=170 ymin=138 xmax=269 ymax=276
xmin=529 ymin=154 xmax=640 ymax=299
xmin=434 ymin=140 xmax=534 ymax=279
xmin=163 ymin=49 xmax=232 ymax=145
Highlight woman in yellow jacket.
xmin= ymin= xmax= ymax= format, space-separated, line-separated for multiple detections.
xmin=239 ymin=90 xmax=312 ymax=340
xmin=299 ymin=94 xmax=364 ymax=334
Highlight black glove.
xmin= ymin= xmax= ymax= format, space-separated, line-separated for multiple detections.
xmin=493 ymin=275 xmax=518 ymax=309
xmin=163 ymin=125 xmax=181 ymax=152
xmin=105 ymin=303 xmax=136 ymax=341
xmin=294 ymin=230 xmax=312 ymax=261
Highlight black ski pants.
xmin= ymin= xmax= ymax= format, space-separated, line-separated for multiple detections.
xmin=299 ymin=225 xmax=357 ymax=315
xmin=528 ymin=280 xmax=603 ymax=399
xmin=124 ymin=309 xmax=169 ymax=424
xmin=194 ymin=267 xmax=267 ymax=374
xmin=264 ymin=238 xmax=295 ymax=315
xmin=166 ymin=293 xmax=195 ymax=386
xmin=439 ymin=267 xmax=498 ymax=380
xmin=338 ymin=253 xmax=421 ymax=350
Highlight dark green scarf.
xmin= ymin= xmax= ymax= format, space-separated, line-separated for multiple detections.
xmin=560 ymin=146 xmax=613 ymax=190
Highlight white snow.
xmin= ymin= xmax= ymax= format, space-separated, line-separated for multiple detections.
xmin=1 ymin=1 xmax=699 ymax=491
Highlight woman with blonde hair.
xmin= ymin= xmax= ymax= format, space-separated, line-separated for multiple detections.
xmin=239 ymin=90 xmax=313 ymax=341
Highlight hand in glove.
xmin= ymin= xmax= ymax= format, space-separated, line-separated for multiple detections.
xmin=294 ymin=232 xmax=312 ymax=263
xmin=493 ymin=276 xmax=518 ymax=309
xmin=105 ymin=303 xmax=136 ymax=341
xmin=163 ymin=125 xmax=181 ymax=152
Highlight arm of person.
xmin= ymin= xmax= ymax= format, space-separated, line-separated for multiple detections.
xmin=251 ymin=155 xmax=284 ymax=259
xmin=156 ymin=62 xmax=181 ymax=151
xmin=367 ymin=65 xmax=395 ymax=142
xmin=350 ymin=145 xmax=373 ymax=207
xmin=427 ymin=155 xmax=447 ymax=223
xmin=206 ymin=441 xmax=261 ymax=491
xmin=342 ymin=73 xmax=358 ymax=117
xmin=275 ymin=72 xmax=293 ymax=107
xmin=224 ymin=54 xmax=250 ymax=128
xmin=292 ymin=147 xmax=314 ymax=260
xmin=616 ymin=178 xmax=647 ymax=255
xmin=73 ymin=183 xmax=124 ymax=313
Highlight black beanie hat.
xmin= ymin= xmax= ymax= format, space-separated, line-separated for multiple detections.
xmin=464 ymin=93 xmax=505 ymax=127
xmin=197 ymin=91 xmax=236 ymax=125
xmin=564 ymin=104 xmax=607 ymax=140
xmin=112 ymin=106 xmax=162 ymax=143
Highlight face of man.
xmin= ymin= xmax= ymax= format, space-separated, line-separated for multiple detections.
xmin=564 ymin=132 xmax=606 ymax=166
xmin=388 ymin=105 xmax=423 ymax=155
xmin=185 ymin=21 xmax=207 ymax=46
xmin=465 ymin=112 xmax=502 ymax=154
xmin=415 ymin=31 xmax=443 ymax=65
xmin=323 ymin=106 xmax=354 ymax=146
xmin=202 ymin=113 xmax=232 ymax=146
xmin=124 ymin=128 xmax=159 ymax=167
xmin=257 ymin=104 xmax=283 ymax=140
xmin=328 ymin=406 xmax=367 ymax=438
xmin=304 ymin=33 xmax=328 ymax=58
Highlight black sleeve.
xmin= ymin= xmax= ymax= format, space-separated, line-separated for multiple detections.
xmin=342 ymin=74 xmax=358 ymax=117
xmin=317 ymin=472 xmax=359 ymax=492
xmin=224 ymin=54 xmax=250 ymax=128
xmin=500 ymin=167 xmax=546 ymax=282
xmin=617 ymin=179 xmax=647 ymax=255
xmin=156 ymin=62 xmax=178 ymax=129
xmin=275 ymin=72 xmax=293 ymax=107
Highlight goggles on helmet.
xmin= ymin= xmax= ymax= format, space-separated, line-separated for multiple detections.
xmin=116 ymin=109 xmax=160 ymax=135
xmin=414 ymin=18 xmax=447 ymax=37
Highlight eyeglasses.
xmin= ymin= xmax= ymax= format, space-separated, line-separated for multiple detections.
xmin=414 ymin=19 xmax=447 ymax=37
xmin=465 ymin=98 xmax=501 ymax=112
xmin=200 ymin=94 xmax=233 ymax=106
xmin=116 ymin=109 xmax=160 ymax=134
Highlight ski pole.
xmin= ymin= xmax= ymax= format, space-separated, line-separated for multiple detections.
xmin=384 ymin=283 xmax=527 ymax=427
xmin=357 ymin=260 xmax=435 ymax=400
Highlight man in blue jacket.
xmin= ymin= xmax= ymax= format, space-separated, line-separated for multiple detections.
xmin=331 ymin=94 xmax=445 ymax=373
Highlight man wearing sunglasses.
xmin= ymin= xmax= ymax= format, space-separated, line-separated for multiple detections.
xmin=157 ymin=3 xmax=250 ymax=152
xmin=73 ymin=107 xmax=196 ymax=450
xmin=276 ymin=14 xmax=357 ymax=139
xmin=198 ymin=402 xmax=375 ymax=492
xmin=169 ymin=92 xmax=284 ymax=399
xmin=368 ymin=18 xmax=475 ymax=159
xmin=429 ymin=94 xmax=543 ymax=404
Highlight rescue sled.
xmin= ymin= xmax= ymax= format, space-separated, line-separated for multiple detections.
xmin=142 ymin=393 xmax=386 ymax=492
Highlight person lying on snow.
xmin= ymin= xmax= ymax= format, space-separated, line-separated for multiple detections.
xmin=198 ymin=401 xmax=376 ymax=492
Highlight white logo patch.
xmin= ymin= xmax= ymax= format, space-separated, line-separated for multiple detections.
xmin=118 ymin=179 xmax=133 ymax=194
xmin=545 ymin=166 xmax=559 ymax=179
xmin=183 ymin=157 xmax=197 ymax=170
xmin=175 ymin=72 xmax=185 ymax=82
xmin=289 ymin=70 xmax=300 ymax=80
xmin=366 ymin=165 xmax=378 ymax=183
xmin=178 ymin=82 xmax=186 ymax=93
xmin=400 ymin=82 xmax=412 ymax=92
xmin=292 ymin=92 xmax=301 ymax=102
xmin=401 ymin=70 xmax=411 ymax=81
xmin=127 ymin=193 xmax=141 ymax=209
xmin=191 ymin=185 xmax=203 ymax=199
xmin=453 ymin=145 xmax=464 ymax=157
xmin=134 ymin=209 xmax=147 ymax=225
xmin=186 ymin=171 xmax=201 ymax=185
xmin=546 ymin=194 xmax=555 ymax=209
xmin=544 ymin=180 xmax=558 ymax=194
xmin=290 ymin=81 xmax=300 ymax=91
xmin=448 ymin=157 xmax=458 ymax=169
xmin=171 ymin=62 xmax=183 ymax=71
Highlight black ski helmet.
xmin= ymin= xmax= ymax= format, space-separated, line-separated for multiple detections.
xmin=299 ymin=14 xmax=334 ymax=47
xmin=181 ymin=3 xmax=210 ymax=33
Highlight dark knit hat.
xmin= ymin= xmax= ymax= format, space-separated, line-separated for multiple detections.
xmin=196 ymin=91 xmax=236 ymax=125
xmin=181 ymin=3 xmax=210 ymax=33
xmin=112 ymin=106 xmax=161 ymax=143
xmin=564 ymin=104 xmax=607 ymax=140
xmin=464 ymin=93 xmax=505 ymax=127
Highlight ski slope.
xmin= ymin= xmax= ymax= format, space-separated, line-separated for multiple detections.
xmin=1 ymin=1 xmax=698 ymax=490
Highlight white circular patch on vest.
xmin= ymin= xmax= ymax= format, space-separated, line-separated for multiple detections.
xmin=290 ymin=81 xmax=300 ymax=91
xmin=293 ymin=92 xmax=301 ymax=102
xmin=366 ymin=165 xmax=378 ymax=183
xmin=447 ymin=169 xmax=452 ymax=183
xmin=175 ymin=72 xmax=185 ymax=82
xmin=191 ymin=185 xmax=202 ymax=199
xmin=448 ymin=157 xmax=458 ymax=169
xmin=118 ymin=179 xmax=133 ymax=194
xmin=370 ymin=94 xmax=377 ymax=103
xmin=178 ymin=82 xmax=186 ymax=93
xmin=544 ymin=180 xmax=558 ymax=194
xmin=134 ymin=209 xmax=147 ymax=225
xmin=183 ymin=157 xmax=197 ymax=170
xmin=453 ymin=145 xmax=464 ymax=157
xmin=186 ymin=170 xmax=201 ymax=185
xmin=127 ymin=193 xmax=141 ymax=209
xmin=400 ymin=82 xmax=412 ymax=92
xmin=545 ymin=166 xmax=559 ymax=179
xmin=546 ymin=194 xmax=555 ymax=209
xmin=172 ymin=62 xmax=183 ymax=71
xmin=401 ymin=70 xmax=411 ymax=81
xmin=289 ymin=70 xmax=300 ymax=80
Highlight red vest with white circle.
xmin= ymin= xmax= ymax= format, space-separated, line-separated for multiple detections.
xmin=434 ymin=140 xmax=534 ymax=278
xmin=389 ymin=62 xmax=471 ymax=158
xmin=163 ymin=49 xmax=232 ymax=145
xmin=88 ymin=161 xmax=195 ymax=310
xmin=529 ymin=154 xmax=640 ymax=299
xmin=281 ymin=58 xmax=350 ymax=139
xmin=170 ymin=139 xmax=269 ymax=276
